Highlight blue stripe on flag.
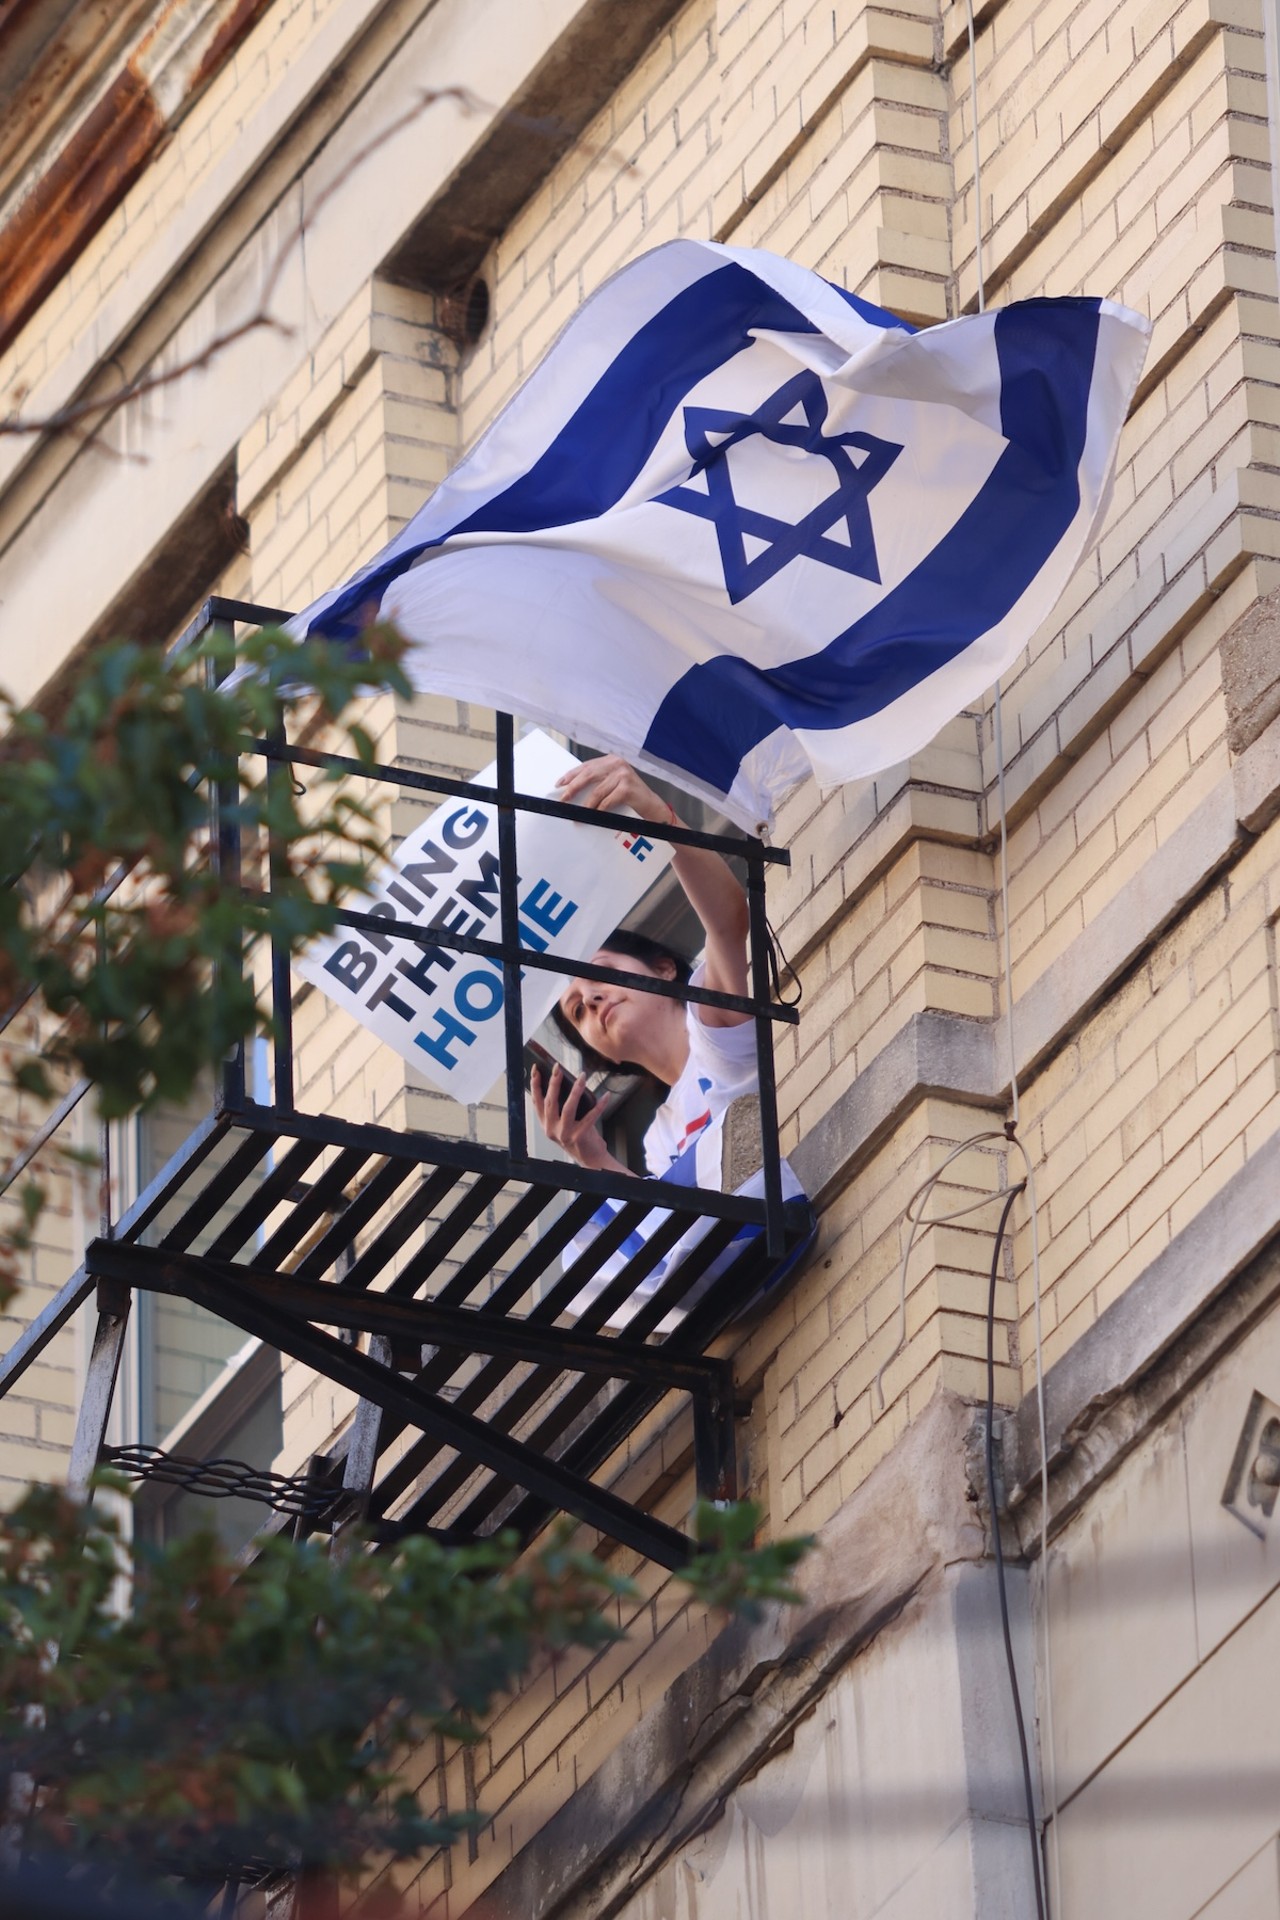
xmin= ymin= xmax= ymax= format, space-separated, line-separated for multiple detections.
xmin=661 ymin=1141 xmax=702 ymax=1188
xmin=828 ymin=283 xmax=916 ymax=334
xmin=308 ymin=263 xmax=823 ymax=642
xmin=587 ymin=1200 xmax=647 ymax=1260
xmin=642 ymin=299 xmax=1102 ymax=791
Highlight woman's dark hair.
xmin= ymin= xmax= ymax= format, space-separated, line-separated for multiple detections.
xmin=551 ymin=927 xmax=693 ymax=1077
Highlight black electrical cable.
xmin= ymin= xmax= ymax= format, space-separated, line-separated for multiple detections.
xmin=764 ymin=913 xmax=802 ymax=1007
xmin=986 ymin=1180 xmax=1048 ymax=1920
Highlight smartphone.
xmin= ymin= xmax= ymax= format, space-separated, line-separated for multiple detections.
xmin=524 ymin=1039 xmax=596 ymax=1115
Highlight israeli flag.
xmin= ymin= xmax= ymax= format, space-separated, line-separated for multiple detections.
xmin=296 ymin=241 xmax=1149 ymax=830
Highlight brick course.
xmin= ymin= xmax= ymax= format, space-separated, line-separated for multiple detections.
xmin=3 ymin=0 xmax=1280 ymax=1905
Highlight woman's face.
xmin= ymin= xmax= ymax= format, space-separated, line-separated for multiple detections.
xmin=558 ymin=947 xmax=678 ymax=1069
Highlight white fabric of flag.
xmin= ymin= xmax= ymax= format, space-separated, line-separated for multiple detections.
xmin=294 ymin=241 xmax=1150 ymax=831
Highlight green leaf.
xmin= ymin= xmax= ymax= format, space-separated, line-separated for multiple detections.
xmin=13 ymin=1059 xmax=53 ymax=1100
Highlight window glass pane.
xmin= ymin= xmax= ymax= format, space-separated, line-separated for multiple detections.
xmin=147 ymin=1295 xmax=248 ymax=1442
xmin=134 ymin=1075 xmax=266 ymax=1442
xmin=139 ymin=1377 xmax=285 ymax=1555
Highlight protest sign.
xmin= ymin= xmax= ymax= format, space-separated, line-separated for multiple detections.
xmin=297 ymin=731 xmax=669 ymax=1106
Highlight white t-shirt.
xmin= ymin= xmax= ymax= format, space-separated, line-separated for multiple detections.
xmin=643 ymin=969 xmax=760 ymax=1175
xmin=564 ymin=966 xmax=806 ymax=1330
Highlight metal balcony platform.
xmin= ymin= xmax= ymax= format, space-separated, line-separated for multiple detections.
xmin=0 ymin=599 xmax=814 ymax=1570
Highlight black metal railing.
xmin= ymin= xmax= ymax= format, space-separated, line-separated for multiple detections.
xmin=201 ymin=594 xmax=797 ymax=1255
xmin=0 ymin=597 xmax=815 ymax=1568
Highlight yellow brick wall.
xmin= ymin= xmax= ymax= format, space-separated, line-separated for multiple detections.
xmin=377 ymin=1462 xmax=731 ymax=1916
xmin=1004 ymin=579 xmax=1237 ymax=998
xmin=459 ymin=0 xmax=953 ymax=443
xmin=0 ymin=1161 xmax=83 ymax=1499
xmin=3 ymin=0 xmax=1280 ymax=1903
xmin=772 ymin=822 xmax=997 ymax=1151
xmin=1015 ymin=805 xmax=1280 ymax=1374
xmin=234 ymin=273 xmax=520 ymax=1486
xmin=370 ymin=0 xmax=1280 ymax=1889
xmin=937 ymin=0 xmax=1280 ymax=1421
xmin=334 ymin=5 xmax=1018 ymax=1898
xmin=747 ymin=1101 xmax=1016 ymax=1532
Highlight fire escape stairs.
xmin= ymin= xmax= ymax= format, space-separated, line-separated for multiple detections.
xmin=0 ymin=599 xmax=815 ymax=1570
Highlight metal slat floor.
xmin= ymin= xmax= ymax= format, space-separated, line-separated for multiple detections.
xmin=76 ymin=1101 xmax=814 ymax=1568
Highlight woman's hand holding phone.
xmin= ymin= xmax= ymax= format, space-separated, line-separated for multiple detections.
xmin=527 ymin=1042 xmax=625 ymax=1174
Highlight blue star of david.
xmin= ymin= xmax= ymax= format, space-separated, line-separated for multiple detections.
xmin=654 ymin=372 xmax=902 ymax=605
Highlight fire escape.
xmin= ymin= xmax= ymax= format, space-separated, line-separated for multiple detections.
xmin=0 ymin=601 xmax=814 ymax=1570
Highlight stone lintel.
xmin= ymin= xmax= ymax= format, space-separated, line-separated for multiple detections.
xmin=1221 ymin=581 xmax=1280 ymax=756
xmin=385 ymin=0 xmax=689 ymax=293
xmin=792 ymin=1009 xmax=1000 ymax=1209
xmin=1233 ymin=702 xmax=1280 ymax=836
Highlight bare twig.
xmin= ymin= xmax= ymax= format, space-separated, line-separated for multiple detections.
xmin=0 ymin=313 xmax=296 ymax=444
xmin=0 ymin=85 xmax=638 ymax=444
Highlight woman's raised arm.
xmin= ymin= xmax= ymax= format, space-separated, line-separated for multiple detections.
xmin=553 ymin=756 xmax=749 ymax=1024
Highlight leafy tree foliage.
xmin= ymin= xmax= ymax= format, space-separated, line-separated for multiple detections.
xmin=0 ymin=625 xmax=411 ymax=1306
xmin=0 ymin=1484 xmax=809 ymax=1892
